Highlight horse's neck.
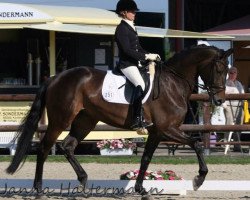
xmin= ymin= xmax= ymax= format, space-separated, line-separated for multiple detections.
xmin=164 ymin=48 xmax=217 ymax=92
xmin=167 ymin=62 xmax=198 ymax=91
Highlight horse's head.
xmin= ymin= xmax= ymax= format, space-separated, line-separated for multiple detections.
xmin=198 ymin=47 xmax=233 ymax=106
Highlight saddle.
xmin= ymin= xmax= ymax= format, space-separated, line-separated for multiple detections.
xmin=102 ymin=62 xmax=155 ymax=104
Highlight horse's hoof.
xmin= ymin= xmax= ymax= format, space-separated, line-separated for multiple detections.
xmin=141 ymin=194 xmax=154 ymax=200
xmin=77 ymin=184 xmax=88 ymax=197
xmin=78 ymin=176 xmax=88 ymax=192
xmin=35 ymin=195 xmax=47 ymax=200
xmin=79 ymin=182 xmax=88 ymax=189
xmin=192 ymin=175 xmax=205 ymax=191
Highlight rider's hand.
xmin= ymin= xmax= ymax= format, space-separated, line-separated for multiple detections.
xmin=145 ymin=54 xmax=161 ymax=61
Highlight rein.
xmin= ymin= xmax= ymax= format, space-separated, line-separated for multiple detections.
xmin=153 ymin=48 xmax=228 ymax=101
xmin=164 ymin=58 xmax=226 ymax=97
xmin=199 ymin=59 xmax=227 ymax=97
xmin=152 ymin=61 xmax=193 ymax=100
xmin=152 ymin=61 xmax=163 ymax=100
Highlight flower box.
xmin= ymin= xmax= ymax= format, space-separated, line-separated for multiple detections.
xmin=100 ymin=148 xmax=133 ymax=156
xmin=97 ymin=139 xmax=136 ymax=156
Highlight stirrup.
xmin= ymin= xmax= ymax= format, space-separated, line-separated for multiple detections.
xmin=141 ymin=120 xmax=153 ymax=128
xmin=131 ymin=122 xmax=141 ymax=130
xmin=131 ymin=118 xmax=153 ymax=130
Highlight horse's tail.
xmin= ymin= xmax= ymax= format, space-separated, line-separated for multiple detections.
xmin=6 ymin=79 xmax=50 ymax=174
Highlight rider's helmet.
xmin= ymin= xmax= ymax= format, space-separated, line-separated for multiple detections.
xmin=115 ymin=0 xmax=139 ymax=15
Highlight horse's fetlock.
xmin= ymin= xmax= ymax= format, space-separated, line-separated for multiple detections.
xmin=78 ymin=174 xmax=88 ymax=182
xmin=33 ymin=183 xmax=42 ymax=194
xmin=199 ymin=169 xmax=208 ymax=176
xmin=134 ymin=184 xmax=143 ymax=193
xmin=135 ymin=186 xmax=147 ymax=195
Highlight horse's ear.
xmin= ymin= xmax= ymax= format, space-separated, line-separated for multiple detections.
xmin=223 ymin=48 xmax=233 ymax=58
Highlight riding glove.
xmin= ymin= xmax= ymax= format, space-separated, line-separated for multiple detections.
xmin=145 ymin=54 xmax=161 ymax=61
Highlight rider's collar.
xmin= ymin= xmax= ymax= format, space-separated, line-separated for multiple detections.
xmin=122 ymin=19 xmax=136 ymax=31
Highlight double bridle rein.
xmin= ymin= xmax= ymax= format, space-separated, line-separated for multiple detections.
xmin=198 ymin=58 xmax=228 ymax=97
xmin=152 ymin=52 xmax=228 ymax=102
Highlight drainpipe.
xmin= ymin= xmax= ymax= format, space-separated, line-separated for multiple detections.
xmin=175 ymin=0 xmax=184 ymax=51
xmin=49 ymin=31 xmax=56 ymax=77
xmin=35 ymin=57 xmax=41 ymax=86
xmin=27 ymin=53 xmax=33 ymax=86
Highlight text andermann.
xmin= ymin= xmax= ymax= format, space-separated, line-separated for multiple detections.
xmin=0 ymin=12 xmax=33 ymax=18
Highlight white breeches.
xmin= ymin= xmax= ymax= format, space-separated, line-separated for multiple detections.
xmin=121 ymin=66 xmax=145 ymax=91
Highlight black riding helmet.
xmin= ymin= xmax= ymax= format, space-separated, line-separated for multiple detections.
xmin=115 ymin=0 xmax=139 ymax=14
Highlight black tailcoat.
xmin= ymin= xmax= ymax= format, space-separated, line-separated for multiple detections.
xmin=115 ymin=20 xmax=147 ymax=69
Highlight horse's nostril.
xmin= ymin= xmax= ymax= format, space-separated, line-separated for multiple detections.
xmin=215 ymin=99 xmax=223 ymax=106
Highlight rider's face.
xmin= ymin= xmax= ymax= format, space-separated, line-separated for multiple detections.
xmin=123 ymin=10 xmax=136 ymax=21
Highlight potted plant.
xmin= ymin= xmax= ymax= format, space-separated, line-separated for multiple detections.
xmin=97 ymin=139 xmax=136 ymax=156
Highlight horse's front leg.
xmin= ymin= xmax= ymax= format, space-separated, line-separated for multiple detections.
xmin=163 ymin=127 xmax=208 ymax=191
xmin=192 ymin=140 xmax=208 ymax=191
xmin=135 ymin=132 xmax=161 ymax=195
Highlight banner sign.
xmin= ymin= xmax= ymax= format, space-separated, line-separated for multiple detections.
xmin=0 ymin=102 xmax=31 ymax=123
xmin=0 ymin=3 xmax=53 ymax=23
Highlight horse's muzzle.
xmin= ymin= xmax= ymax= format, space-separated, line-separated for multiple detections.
xmin=212 ymin=96 xmax=225 ymax=106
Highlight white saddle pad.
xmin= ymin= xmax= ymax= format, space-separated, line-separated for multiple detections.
xmin=102 ymin=70 xmax=153 ymax=104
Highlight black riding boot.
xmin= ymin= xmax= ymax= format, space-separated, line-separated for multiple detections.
xmin=130 ymin=86 xmax=153 ymax=130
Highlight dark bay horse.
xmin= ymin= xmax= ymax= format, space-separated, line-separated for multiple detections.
xmin=7 ymin=45 xmax=232 ymax=196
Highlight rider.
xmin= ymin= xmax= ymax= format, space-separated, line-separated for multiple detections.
xmin=115 ymin=0 xmax=160 ymax=130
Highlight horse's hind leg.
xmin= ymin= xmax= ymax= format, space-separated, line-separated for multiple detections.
xmin=60 ymin=109 xmax=98 ymax=186
xmin=163 ymin=127 xmax=208 ymax=191
xmin=135 ymin=132 xmax=161 ymax=195
xmin=34 ymin=125 xmax=63 ymax=194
